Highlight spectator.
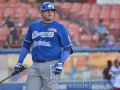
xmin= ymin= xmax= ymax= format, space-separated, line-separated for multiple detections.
xmin=109 ymin=59 xmax=120 ymax=90
xmin=101 ymin=34 xmax=115 ymax=48
xmin=66 ymin=0 xmax=87 ymax=2
xmin=3 ymin=15 xmax=15 ymax=28
xmin=68 ymin=0 xmax=78 ymax=2
xmin=43 ymin=0 xmax=54 ymax=2
xmin=24 ymin=12 xmax=36 ymax=27
xmin=81 ymin=21 xmax=93 ymax=35
xmin=4 ymin=35 xmax=16 ymax=48
xmin=78 ymin=0 xmax=87 ymax=3
xmin=4 ymin=23 xmax=23 ymax=48
xmin=93 ymin=19 xmax=109 ymax=43
xmin=117 ymin=35 xmax=120 ymax=43
xmin=116 ymin=36 xmax=120 ymax=48
xmin=103 ymin=60 xmax=112 ymax=80
xmin=5 ymin=35 xmax=16 ymax=45
xmin=10 ymin=23 xmax=23 ymax=44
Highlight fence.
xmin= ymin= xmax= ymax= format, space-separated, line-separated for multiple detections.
xmin=0 ymin=47 xmax=119 ymax=90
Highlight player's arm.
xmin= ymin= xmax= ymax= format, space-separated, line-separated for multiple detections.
xmin=104 ymin=27 xmax=109 ymax=34
xmin=60 ymin=46 xmax=71 ymax=63
xmin=109 ymin=67 xmax=115 ymax=79
xmin=14 ymin=24 xmax=33 ymax=71
xmin=18 ymin=41 xmax=31 ymax=63
xmin=53 ymin=25 xmax=72 ymax=75
xmin=53 ymin=46 xmax=71 ymax=75
xmin=58 ymin=25 xmax=73 ymax=62
xmin=93 ymin=25 xmax=103 ymax=35
xmin=14 ymin=41 xmax=31 ymax=71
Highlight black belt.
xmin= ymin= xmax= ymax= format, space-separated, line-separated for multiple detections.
xmin=34 ymin=60 xmax=56 ymax=63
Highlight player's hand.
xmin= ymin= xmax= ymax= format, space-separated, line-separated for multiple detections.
xmin=53 ymin=61 xmax=64 ymax=75
xmin=111 ymin=74 xmax=115 ymax=80
xmin=14 ymin=63 xmax=22 ymax=72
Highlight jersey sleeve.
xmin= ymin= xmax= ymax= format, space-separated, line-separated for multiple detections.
xmin=104 ymin=27 xmax=109 ymax=34
xmin=58 ymin=25 xmax=72 ymax=47
xmin=24 ymin=24 xmax=32 ymax=44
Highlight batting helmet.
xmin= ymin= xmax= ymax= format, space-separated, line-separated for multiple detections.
xmin=40 ymin=2 xmax=56 ymax=12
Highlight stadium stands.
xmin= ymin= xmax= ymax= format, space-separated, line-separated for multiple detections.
xmin=0 ymin=0 xmax=6 ymax=3
xmin=79 ymin=34 xmax=92 ymax=47
xmin=54 ymin=2 xmax=63 ymax=14
xmin=0 ymin=27 xmax=9 ymax=47
xmin=59 ymin=20 xmax=69 ymax=29
xmin=68 ymin=23 xmax=80 ymax=42
xmin=22 ymin=27 xmax=29 ymax=35
xmin=92 ymin=34 xmax=99 ymax=44
xmin=70 ymin=3 xmax=82 ymax=22
xmin=61 ymin=2 xmax=72 ymax=19
xmin=0 ymin=1 xmax=120 ymax=48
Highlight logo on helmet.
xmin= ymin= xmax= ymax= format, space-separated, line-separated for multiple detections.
xmin=48 ymin=4 xmax=53 ymax=8
xmin=40 ymin=2 xmax=55 ymax=12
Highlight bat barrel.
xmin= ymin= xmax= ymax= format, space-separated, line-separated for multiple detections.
xmin=0 ymin=75 xmax=12 ymax=84
xmin=0 ymin=64 xmax=27 ymax=84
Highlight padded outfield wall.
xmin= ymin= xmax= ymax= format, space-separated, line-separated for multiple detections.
xmin=0 ymin=48 xmax=120 ymax=90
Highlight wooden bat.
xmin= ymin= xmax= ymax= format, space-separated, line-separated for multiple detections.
xmin=0 ymin=64 xmax=27 ymax=84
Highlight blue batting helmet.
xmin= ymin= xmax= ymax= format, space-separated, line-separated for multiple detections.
xmin=40 ymin=2 xmax=56 ymax=12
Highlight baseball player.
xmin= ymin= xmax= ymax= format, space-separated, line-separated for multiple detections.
xmin=109 ymin=59 xmax=120 ymax=90
xmin=14 ymin=2 xmax=73 ymax=90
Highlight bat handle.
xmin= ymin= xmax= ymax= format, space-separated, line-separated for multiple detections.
xmin=12 ymin=64 xmax=27 ymax=76
xmin=20 ymin=64 xmax=27 ymax=71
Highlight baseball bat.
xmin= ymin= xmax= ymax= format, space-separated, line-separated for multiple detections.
xmin=0 ymin=64 xmax=27 ymax=84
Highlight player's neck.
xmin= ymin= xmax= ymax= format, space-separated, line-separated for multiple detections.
xmin=42 ymin=19 xmax=53 ymax=23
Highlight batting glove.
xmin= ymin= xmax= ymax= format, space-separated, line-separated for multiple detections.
xmin=53 ymin=61 xmax=64 ymax=75
xmin=14 ymin=63 xmax=22 ymax=72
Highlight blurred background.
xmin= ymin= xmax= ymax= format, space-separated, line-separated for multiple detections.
xmin=0 ymin=0 xmax=120 ymax=90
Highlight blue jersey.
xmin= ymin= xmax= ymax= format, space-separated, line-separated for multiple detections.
xmin=24 ymin=20 xmax=72 ymax=61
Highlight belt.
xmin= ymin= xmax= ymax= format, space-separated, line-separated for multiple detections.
xmin=34 ymin=60 xmax=56 ymax=63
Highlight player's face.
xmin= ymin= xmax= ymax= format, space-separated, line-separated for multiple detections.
xmin=99 ymin=22 xmax=103 ymax=26
xmin=115 ymin=63 xmax=119 ymax=67
xmin=41 ymin=9 xmax=55 ymax=22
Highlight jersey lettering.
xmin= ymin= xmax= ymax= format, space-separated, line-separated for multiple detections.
xmin=68 ymin=35 xmax=72 ymax=42
xmin=33 ymin=40 xmax=51 ymax=47
xmin=32 ymin=31 xmax=54 ymax=39
xmin=40 ymin=32 xmax=54 ymax=38
xmin=32 ymin=31 xmax=39 ymax=39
